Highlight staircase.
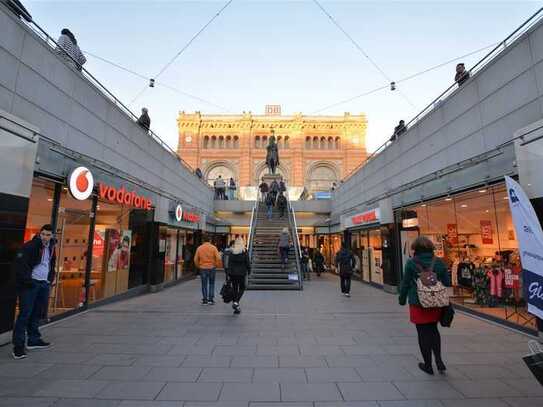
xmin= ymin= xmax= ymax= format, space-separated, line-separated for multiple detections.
xmin=247 ymin=201 xmax=301 ymax=290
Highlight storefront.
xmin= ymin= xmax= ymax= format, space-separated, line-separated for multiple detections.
xmin=396 ymin=182 xmax=536 ymax=330
xmin=342 ymin=200 xmax=397 ymax=291
xmin=159 ymin=202 xmax=203 ymax=284
xmin=21 ymin=165 xmax=156 ymax=318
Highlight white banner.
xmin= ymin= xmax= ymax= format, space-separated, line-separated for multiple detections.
xmin=505 ymin=176 xmax=543 ymax=319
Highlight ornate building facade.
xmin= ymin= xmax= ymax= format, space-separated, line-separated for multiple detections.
xmin=177 ymin=107 xmax=368 ymax=196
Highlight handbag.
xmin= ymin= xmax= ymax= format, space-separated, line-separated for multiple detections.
xmin=220 ymin=276 xmax=234 ymax=304
xmin=440 ymin=305 xmax=455 ymax=327
xmin=523 ymin=340 xmax=543 ymax=386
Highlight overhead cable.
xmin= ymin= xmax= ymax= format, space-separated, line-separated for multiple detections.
xmin=311 ymin=42 xmax=497 ymax=114
xmin=311 ymin=0 xmax=415 ymax=108
xmin=85 ymin=51 xmax=232 ymax=112
xmin=130 ymin=0 xmax=234 ymax=105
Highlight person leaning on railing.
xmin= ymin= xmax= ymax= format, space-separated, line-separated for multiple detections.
xmin=455 ymin=63 xmax=470 ymax=86
xmin=55 ymin=28 xmax=86 ymax=71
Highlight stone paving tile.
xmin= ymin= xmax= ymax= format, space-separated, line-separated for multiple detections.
xmin=157 ymin=383 xmax=222 ymax=401
xmin=35 ymin=364 xmax=103 ymax=380
xmin=502 ymin=378 xmax=543 ymax=396
xmin=502 ymin=397 xmax=543 ymax=406
xmin=450 ymin=364 xmax=516 ymax=380
xmin=213 ymin=346 xmax=257 ymax=356
xmin=251 ymin=403 xmax=313 ymax=407
xmin=281 ymin=383 xmax=343 ymax=402
xmin=231 ymin=356 xmax=278 ymax=367
xmin=83 ymin=354 xmax=139 ymax=366
xmin=338 ymin=382 xmax=405 ymax=401
xmin=91 ymin=366 xmax=151 ymax=381
xmin=315 ymin=403 xmax=379 ymax=407
xmin=326 ymin=355 xmax=376 ymax=368
xmin=306 ymin=367 xmax=361 ymax=382
xmin=0 ymin=362 xmax=53 ymax=378
xmin=252 ymin=368 xmax=307 ymax=383
xmin=377 ymin=402 xmax=445 ymax=407
xmin=393 ymin=381 xmax=464 ymax=400
xmin=448 ymin=379 xmax=522 ymax=398
xmin=0 ymin=398 xmax=58 ymax=407
xmin=440 ymin=399 xmax=510 ymax=407
xmin=118 ymin=402 xmax=182 ymax=407
xmin=257 ymin=345 xmax=300 ymax=356
xmin=143 ymin=367 xmax=201 ymax=382
xmin=279 ymin=355 xmax=328 ymax=367
xmin=183 ymin=403 xmax=247 ymax=407
xmin=316 ymin=336 xmax=357 ymax=346
xmin=35 ymin=379 xmax=109 ymax=398
xmin=198 ymin=367 xmax=253 ymax=382
xmin=96 ymin=381 xmax=166 ymax=400
xmin=300 ymin=345 xmax=345 ymax=356
xmin=181 ymin=356 xmax=231 ymax=367
xmin=54 ymin=399 xmax=121 ymax=407
xmin=355 ymin=366 xmax=413 ymax=382
xmin=168 ymin=345 xmax=215 ymax=356
xmin=132 ymin=356 xmax=186 ymax=367
xmin=219 ymin=383 xmax=280 ymax=402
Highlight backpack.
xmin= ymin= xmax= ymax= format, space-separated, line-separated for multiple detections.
xmin=338 ymin=251 xmax=355 ymax=275
xmin=414 ymin=257 xmax=449 ymax=308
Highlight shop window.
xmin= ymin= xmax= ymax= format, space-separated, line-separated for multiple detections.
xmin=162 ymin=227 xmax=178 ymax=283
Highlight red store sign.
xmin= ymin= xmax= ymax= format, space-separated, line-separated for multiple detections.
xmin=352 ymin=208 xmax=380 ymax=226
xmin=99 ymin=183 xmax=153 ymax=210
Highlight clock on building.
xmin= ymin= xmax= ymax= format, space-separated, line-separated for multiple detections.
xmin=185 ymin=135 xmax=192 ymax=143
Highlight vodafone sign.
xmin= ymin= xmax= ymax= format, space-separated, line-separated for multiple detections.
xmin=170 ymin=203 xmax=201 ymax=223
xmin=69 ymin=167 xmax=94 ymax=200
xmin=175 ymin=204 xmax=183 ymax=222
xmin=351 ymin=208 xmax=381 ymax=226
xmin=68 ymin=166 xmax=153 ymax=210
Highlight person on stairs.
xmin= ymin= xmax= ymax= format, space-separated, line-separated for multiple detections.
xmin=335 ymin=242 xmax=355 ymax=297
xmin=277 ymin=228 xmax=291 ymax=269
xmin=265 ymin=191 xmax=275 ymax=220
xmin=399 ymin=236 xmax=450 ymax=375
xmin=194 ymin=235 xmax=223 ymax=305
xmin=277 ymin=192 xmax=287 ymax=218
xmin=226 ymin=238 xmax=251 ymax=314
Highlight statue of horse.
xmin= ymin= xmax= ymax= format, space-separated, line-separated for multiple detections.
xmin=266 ymin=135 xmax=279 ymax=175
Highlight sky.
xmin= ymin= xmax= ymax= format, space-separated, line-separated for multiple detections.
xmin=26 ymin=0 xmax=541 ymax=153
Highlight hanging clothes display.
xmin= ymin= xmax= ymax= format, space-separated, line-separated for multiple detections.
xmin=472 ymin=267 xmax=490 ymax=306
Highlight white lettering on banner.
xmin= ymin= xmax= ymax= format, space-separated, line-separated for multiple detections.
xmin=505 ymin=176 xmax=543 ymax=319
xmin=528 ymin=282 xmax=543 ymax=301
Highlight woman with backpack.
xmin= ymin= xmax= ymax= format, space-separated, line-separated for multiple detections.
xmin=399 ymin=236 xmax=451 ymax=375
xmin=226 ymin=238 xmax=251 ymax=314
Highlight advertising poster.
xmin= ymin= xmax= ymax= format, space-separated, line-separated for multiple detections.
xmin=108 ymin=230 xmax=132 ymax=274
xmin=480 ymin=220 xmax=494 ymax=244
xmin=505 ymin=176 xmax=543 ymax=319
xmin=447 ymin=224 xmax=458 ymax=244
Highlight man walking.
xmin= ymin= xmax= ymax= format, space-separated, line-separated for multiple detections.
xmin=265 ymin=191 xmax=275 ymax=220
xmin=12 ymin=224 xmax=56 ymax=359
xmin=194 ymin=235 xmax=222 ymax=305
xmin=259 ymin=179 xmax=269 ymax=202
xmin=277 ymin=228 xmax=291 ymax=269
xmin=335 ymin=242 xmax=356 ymax=297
xmin=276 ymin=192 xmax=287 ymax=218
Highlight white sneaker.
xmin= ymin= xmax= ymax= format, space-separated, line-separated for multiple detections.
xmin=345 ymin=293 xmax=351 ymax=297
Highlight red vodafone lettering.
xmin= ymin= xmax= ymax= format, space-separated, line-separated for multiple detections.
xmin=98 ymin=183 xmax=153 ymax=210
xmin=352 ymin=210 xmax=378 ymax=225
xmin=182 ymin=212 xmax=201 ymax=223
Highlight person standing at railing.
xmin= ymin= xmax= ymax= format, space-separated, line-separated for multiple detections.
xmin=277 ymin=228 xmax=291 ymax=270
xmin=137 ymin=108 xmax=151 ymax=131
xmin=259 ymin=179 xmax=269 ymax=202
xmin=55 ymin=28 xmax=86 ymax=71
xmin=277 ymin=192 xmax=287 ymax=218
xmin=455 ymin=63 xmax=470 ymax=86
xmin=390 ymin=120 xmax=406 ymax=142
xmin=228 ymin=178 xmax=236 ymax=200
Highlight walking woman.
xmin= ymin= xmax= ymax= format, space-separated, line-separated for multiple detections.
xmin=399 ymin=236 xmax=450 ymax=375
xmin=227 ymin=238 xmax=251 ymax=314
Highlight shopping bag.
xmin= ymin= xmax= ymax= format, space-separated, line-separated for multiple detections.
xmin=522 ymin=340 xmax=543 ymax=386
xmin=220 ymin=277 xmax=234 ymax=304
xmin=439 ymin=305 xmax=455 ymax=328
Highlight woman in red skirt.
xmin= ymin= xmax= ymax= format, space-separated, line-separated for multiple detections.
xmin=399 ymin=236 xmax=451 ymax=375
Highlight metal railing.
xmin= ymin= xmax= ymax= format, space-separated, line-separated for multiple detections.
xmin=247 ymin=192 xmax=259 ymax=261
xmin=2 ymin=1 xmax=211 ymax=190
xmin=286 ymin=190 xmax=303 ymax=289
xmin=341 ymin=7 xmax=543 ymax=183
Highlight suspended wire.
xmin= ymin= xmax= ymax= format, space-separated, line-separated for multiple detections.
xmin=311 ymin=42 xmax=497 ymax=114
xmin=312 ymin=0 xmax=415 ymax=108
xmin=129 ymin=0 xmax=234 ymax=105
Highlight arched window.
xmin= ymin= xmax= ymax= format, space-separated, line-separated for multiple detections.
xmin=328 ymin=137 xmax=334 ymax=150
xmin=335 ymin=137 xmax=341 ymax=149
xmin=284 ymin=136 xmax=290 ymax=149
xmin=211 ymin=136 xmax=217 ymax=149
xmin=218 ymin=136 xmax=224 ymax=149
xmin=277 ymin=136 xmax=282 ymax=149
xmin=305 ymin=136 xmax=311 ymax=149
xmin=262 ymin=136 xmax=268 ymax=147
xmin=308 ymin=165 xmax=338 ymax=193
xmin=313 ymin=136 xmax=319 ymax=149
xmin=203 ymin=136 xmax=209 ymax=149
xmin=206 ymin=165 xmax=236 ymax=187
xmin=320 ymin=137 xmax=326 ymax=150
xmin=233 ymin=136 xmax=239 ymax=149
xmin=255 ymin=136 xmax=261 ymax=149
xmin=226 ymin=136 xmax=232 ymax=149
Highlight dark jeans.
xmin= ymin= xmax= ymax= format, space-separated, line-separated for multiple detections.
xmin=340 ymin=274 xmax=351 ymax=293
xmin=230 ymin=275 xmax=246 ymax=303
xmin=13 ymin=280 xmax=50 ymax=348
xmin=200 ymin=268 xmax=216 ymax=301
xmin=279 ymin=206 xmax=286 ymax=218
xmin=315 ymin=263 xmax=323 ymax=276
xmin=267 ymin=205 xmax=273 ymax=219
xmin=279 ymin=247 xmax=289 ymax=265
xmin=416 ymin=322 xmax=443 ymax=367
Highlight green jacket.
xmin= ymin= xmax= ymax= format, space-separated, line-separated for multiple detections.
xmin=399 ymin=252 xmax=451 ymax=306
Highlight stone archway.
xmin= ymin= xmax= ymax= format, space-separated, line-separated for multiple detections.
xmin=306 ymin=162 xmax=339 ymax=193
xmin=204 ymin=161 xmax=237 ymax=187
xmin=254 ymin=162 xmax=289 ymax=185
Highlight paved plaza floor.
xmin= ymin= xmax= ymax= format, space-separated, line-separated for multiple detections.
xmin=1 ymin=273 xmax=542 ymax=406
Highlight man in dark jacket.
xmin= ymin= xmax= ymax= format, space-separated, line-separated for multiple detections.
xmin=314 ymin=249 xmax=325 ymax=277
xmin=259 ymin=179 xmax=269 ymax=202
xmin=269 ymin=180 xmax=279 ymax=202
xmin=12 ymin=224 xmax=56 ymax=359
xmin=335 ymin=242 xmax=356 ymax=297
xmin=277 ymin=193 xmax=287 ymax=218
xmin=137 ymin=107 xmax=151 ymax=130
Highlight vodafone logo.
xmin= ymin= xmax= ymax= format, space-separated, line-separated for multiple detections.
xmin=69 ymin=167 xmax=94 ymax=201
xmin=175 ymin=205 xmax=183 ymax=222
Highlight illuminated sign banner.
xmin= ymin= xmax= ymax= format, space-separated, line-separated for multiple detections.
xmin=352 ymin=208 xmax=380 ymax=226
xmin=98 ymin=183 xmax=152 ymax=210
xmin=170 ymin=203 xmax=201 ymax=224
xmin=69 ymin=166 xmax=94 ymax=200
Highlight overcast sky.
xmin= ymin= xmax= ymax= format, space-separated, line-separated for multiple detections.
xmin=27 ymin=0 xmax=540 ymax=152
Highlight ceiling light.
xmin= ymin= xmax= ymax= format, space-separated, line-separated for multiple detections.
xmin=478 ymin=189 xmax=487 ymax=193
xmin=485 ymin=210 xmax=490 ymax=213
xmin=421 ymin=204 xmax=426 ymax=207
xmin=503 ymin=197 xmax=508 ymax=200
xmin=461 ymin=204 xmax=468 ymax=208
xmin=445 ymin=198 xmax=452 ymax=201
xmin=47 ymin=198 xmax=53 ymax=202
